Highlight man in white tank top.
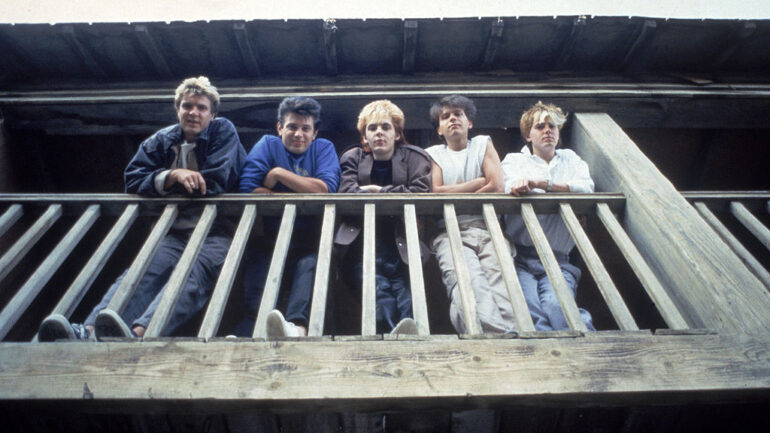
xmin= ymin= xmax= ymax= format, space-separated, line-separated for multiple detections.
xmin=425 ymin=95 xmax=516 ymax=334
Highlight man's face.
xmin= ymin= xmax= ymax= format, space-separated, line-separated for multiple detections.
xmin=526 ymin=113 xmax=560 ymax=159
xmin=277 ymin=113 xmax=317 ymax=154
xmin=177 ymin=94 xmax=215 ymax=142
xmin=437 ymin=106 xmax=472 ymax=140
xmin=365 ymin=118 xmax=398 ymax=161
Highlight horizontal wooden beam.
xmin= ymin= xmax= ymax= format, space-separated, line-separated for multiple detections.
xmin=1 ymin=333 xmax=768 ymax=411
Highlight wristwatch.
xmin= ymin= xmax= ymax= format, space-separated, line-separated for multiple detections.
xmin=546 ymin=178 xmax=553 ymax=192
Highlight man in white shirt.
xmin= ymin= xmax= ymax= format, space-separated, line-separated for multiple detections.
xmin=501 ymin=101 xmax=595 ymax=331
xmin=425 ymin=95 xmax=515 ymax=334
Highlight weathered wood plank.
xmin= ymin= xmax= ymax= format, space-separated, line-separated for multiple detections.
xmin=730 ymin=201 xmax=770 ymax=250
xmin=361 ymin=204 xmax=377 ymax=336
xmin=232 ymin=22 xmax=261 ymax=77
xmin=572 ymin=113 xmax=770 ymax=334
xmin=595 ymin=203 xmax=689 ymax=330
xmin=253 ymin=204 xmax=296 ymax=339
xmin=559 ymin=203 xmax=639 ymax=331
xmin=480 ymin=18 xmax=504 ymax=70
xmin=443 ymin=204 xmax=481 ymax=335
xmin=404 ymin=204 xmax=430 ymax=336
xmin=482 ymin=204 xmax=535 ymax=333
xmin=105 ymin=205 xmax=178 ymax=314
xmin=521 ymin=204 xmax=587 ymax=332
xmin=0 ymin=204 xmax=22 ymax=238
xmin=402 ymin=20 xmax=418 ymax=74
xmin=308 ymin=204 xmax=335 ymax=337
xmin=0 ymin=205 xmax=99 ymax=340
xmin=323 ymin=19 xmax=338 ymax=76
xmin=1 ymin=334 xmax=768 ymax=409
xmin=144 ymin=205 xmax=217 ymax=338
xmin=694 ymin=202 xmax=770 ymax=289
xmin=0 ymin=204 xmax=62 ymax=285
xmin=133 ymin=25 xmax=174 ymax=78
xmin=199 ymin=204 xmax=256 ymax=339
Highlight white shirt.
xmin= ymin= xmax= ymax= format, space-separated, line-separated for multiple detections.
xmin=501 ymin=146 xmax=594 ymax=255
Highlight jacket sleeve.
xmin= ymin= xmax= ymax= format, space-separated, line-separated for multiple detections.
xmin=338 ymin=147 xmax=365 ymax=193
xmin=239 ymin=135 xmax=273 ymax=193
xmin=380 ymin=146 xmax=432 ymax=193
xmin=124 ymin=131 xmax=171 ymax=195
xmin=198 ymin=119 xmax=246 ymax=195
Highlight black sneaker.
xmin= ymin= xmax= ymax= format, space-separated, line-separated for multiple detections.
xmin=39 ymin=314 xmax=95 ymax=342
xmin=94 ymin=309 xmax=135 ymax=339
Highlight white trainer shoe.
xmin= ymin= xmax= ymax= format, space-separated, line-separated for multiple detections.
xmin=390 ymin=318 xmax=418 ymax=335
xmin=266 ymin=310 xmax=302 ymax=338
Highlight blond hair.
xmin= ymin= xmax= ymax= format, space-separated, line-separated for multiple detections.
xmin=519 ymin=101 xmax=567 ymax=141
xmin=357 ymin=100 xmax=405 ymax=151
xmin=174 ymin=76 xmax=220 ymax=114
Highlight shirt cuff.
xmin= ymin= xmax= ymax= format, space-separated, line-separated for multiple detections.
xmin=154 ymin=169 xmax=172 ymax=195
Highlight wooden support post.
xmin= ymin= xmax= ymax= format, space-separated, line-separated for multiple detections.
xmin=0 ymin=204 xmax=22 ymax=238
xmin=46 ymin=204 xmax=138 ymax=319
xmin=134 ymin=25 xmax=174 ymax=79
xmin=144 ymin=205 xmax=217 ymax=338
xmin=730 ymin=201 xmax=770 ymax=250
xmin=0 ymin=205 xmax=98 ymax=340
xmin=402 ymin=20 xmax=418 ymax=74
xmin=559 ymin=203 xmax=639 ymax=331
xmin=232 ymin=22 xmax=261 ymax=77
xmin=621 ymin=20 xmax=656 ymax=71
xmin=482 ymin=203 xmax=534 ymax=333
xmin=323 ymin=19 xmax=338 ymax=76
xmin=480 ymin=18 xmax=504 ymax=71
xmin=556 ymin=16 xmax=586 ymax=70
xmin=694 ymin=202 xmax=770 ymax=289
xmin=61 ymin=25 xmax=107 ymax=78
xmin=0 ymin=204 xmax=62 ymax=285
xmin=105 ymin=205 xmax=177 ymax=314
xmin=199 ymin=204 xmax=256 ymax=339
xmin=443 ymin=204 xmax=482 ymax=335
xmin=404 ymin=204 xmax=430 ymax=335
xmin=308 ymin=204 xmax=335 ymax=337
xmin=571 ymin=113 xmax=770 ymax=334
xmin=253 ymin=204 xmax=296 ymax=339
xmin=361 ymin=203 xmax=377 ymax=336
xmin=521 ymin=203 xmax=587 ymax=332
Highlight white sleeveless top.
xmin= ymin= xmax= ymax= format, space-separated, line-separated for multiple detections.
xmin=426 ymin=135 xmax=489 ymax=226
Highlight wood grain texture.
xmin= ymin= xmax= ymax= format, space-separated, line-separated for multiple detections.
xmin=560 ymin=203 xmax=638 ymax=331
xmin=0 ymin=203 xmax=22 ymax=238
xmin=0 ymin=204 xmax=61 ymax=285
xmin=361 ymin=204 xmax=376 ymax=336
xmin=572 ymin=113 xmax=770 ymax=334
xmin=308 ymin=204 xmax=335 ymax=337
xmin=443 ymin=204 xmax=482 ymax=335
xmin=2 ymin=334 xmax=768 ymax=409
xmin=404 ymin=204 xmax=430 ymax=335
xmin=730 ymin=201 xmax=770 ymax=250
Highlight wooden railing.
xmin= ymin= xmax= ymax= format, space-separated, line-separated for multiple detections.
xmin=0 ymin=192 xmax=704 ymax=342
xmin=685 ymin=192 xmax=770 ymax=289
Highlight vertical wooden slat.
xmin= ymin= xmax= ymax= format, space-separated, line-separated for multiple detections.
xmin=253 ymin=204 xmax=296 ymax=339
xmin=521 ymin=203 xmax=587 ymax=332
xmin=481 ymin=203 xmax=535 ymax=333
xmin=0 ymin=204 xmax=99 ymax=340
xmin=595 ymin=203 xmax=689 ymax=329
xmin=198 ymin=204 xmax=256 ymax=339
xmin=0 ymin=203 xmax=23 ymax=238
xmin=730 ymin=201 xmax=770 ymax=250
xmin=559 ymin=203 xmax=639 ymax=331
xmin=144 ymin=205 xmax=217 ymax=338
xmin=105 ymin=205 xmax=178 ymax=314
xmin=33 ymin=204 xmax=139 ymax=341
xmin=0 ymin=204 xmax=62 ymax=284
xmin=307 ymin=204 xmax=336 ymax=337
xmin=403 ymin=204 xmax=430 ymax=335
xmin=443 ymin=204 xmax=482 ymax=335
xmin=695 ymin=202 xmax=770 ymax=289
xmin=361 ymin=203 xmax=377 ymax=336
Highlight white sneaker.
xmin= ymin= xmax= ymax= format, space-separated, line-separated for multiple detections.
xmin=266 ymin=310 xmax=302 ymax=338
xmin=390 ymin=318 xmax=418 ymax=335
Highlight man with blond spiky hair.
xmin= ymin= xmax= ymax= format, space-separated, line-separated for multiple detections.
xmin=39 ymin=76 xmax=246 ymax=341
xmin=502 ymin=101 xmax=595 ymax=331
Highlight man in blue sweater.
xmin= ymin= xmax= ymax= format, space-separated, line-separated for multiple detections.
xmin=238 ymin=96 xmax=340 ymax=337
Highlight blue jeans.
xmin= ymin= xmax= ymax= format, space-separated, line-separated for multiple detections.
xmin=86 ymin=229 xmax=231 ymax=335
xmin=237 ymin=239 xmax=317 ymax=335
xmin=345 ymin=240 xmax=412 ymax=333
xmin=514 ymin=246 xmax=594 ymax=331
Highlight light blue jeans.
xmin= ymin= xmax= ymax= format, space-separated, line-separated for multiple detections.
xmin=514 ymin=246 xmax=594 ymax=331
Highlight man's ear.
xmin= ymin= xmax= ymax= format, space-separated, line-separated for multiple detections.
xmin=468 ymin=120 xmax=473 ymax=130
xmin=276 ymin=121 xmax=282 ymax=134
